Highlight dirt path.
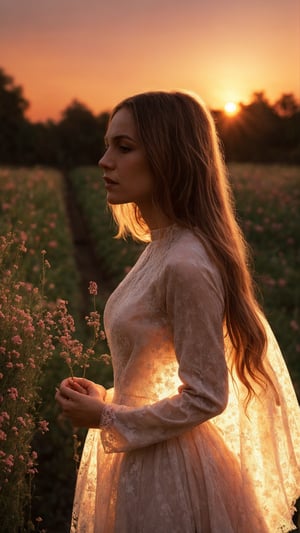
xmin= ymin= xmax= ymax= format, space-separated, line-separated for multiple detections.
xmin=62 ymin=172 xmax=113 ymax=316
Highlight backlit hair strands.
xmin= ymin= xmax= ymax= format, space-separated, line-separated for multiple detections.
xmin=107 ymin=90 xmax=277 ymax=404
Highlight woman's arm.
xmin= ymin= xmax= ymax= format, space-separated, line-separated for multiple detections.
xmin=100 ymin=257 xmax=228 ymax=453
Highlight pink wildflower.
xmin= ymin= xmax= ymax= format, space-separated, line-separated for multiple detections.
xmin=20 ymin=396 xmax=29 ymax=403
xmin=0 ymin=430 xmax=7 ymax=440
xmin=17 ymin=417 xmax=26 ymax=427
xmin=11 ymin=335 xmax=22 ymax=345
xmin=39 ymin=420 xmax=49 ymax=433
xmin=88 ymin=281 xmax=98 ymax=296
xmin=24 ymin=325 xmax=35 ymax=336
xmin=8 ymin=387 xmax=18 ymax=400
xmin=4 ymin=454 xmax=14 ymax=468
xmin=85 ymin=311 xmax=101 ymax=328
xmin=0 ymin=412 xmax=9 ymax=424
xmin=19 ymin=243 xmax=27 ymax=253
xmin=277 ymin=278 xmax=287 ymax=287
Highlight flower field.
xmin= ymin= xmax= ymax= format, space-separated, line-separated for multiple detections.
xmin=0 ymin=167 xmax=79 ymax=308
xmin=0 ymin=168 xmax=108 ymax=531
xmin=0 ymin=164 xmax=299 ymax=532
xmin=229 ymin=163 xmax=300 ymax=391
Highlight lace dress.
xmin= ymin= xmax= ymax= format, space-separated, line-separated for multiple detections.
xmin=71 ymin=225 xmax=300 ymax=533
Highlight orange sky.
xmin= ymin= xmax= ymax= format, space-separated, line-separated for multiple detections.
xmin=0 ymin=0 xmax=299 ymax=121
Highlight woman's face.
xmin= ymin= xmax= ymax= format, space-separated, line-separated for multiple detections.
xmin=99 ymin=107 xmax=155 ymax=212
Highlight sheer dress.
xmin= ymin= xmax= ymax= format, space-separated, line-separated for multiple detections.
xmin=71 ymin=225 xmax=300 ymax=533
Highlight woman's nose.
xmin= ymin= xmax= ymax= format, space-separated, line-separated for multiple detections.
xmin=98 ymin=149 xmax=113 ymax=169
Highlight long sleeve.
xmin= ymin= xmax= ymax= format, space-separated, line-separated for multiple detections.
xmin=100 ymin=252 xmax=228 ymax=453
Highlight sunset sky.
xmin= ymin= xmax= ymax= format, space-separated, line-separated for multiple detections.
xmin=0 ymin=0 xmax=299 ymax=122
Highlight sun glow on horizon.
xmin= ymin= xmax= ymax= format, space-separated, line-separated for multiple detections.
xmin=224 ymin=101 xmax=239 ymax=115
xmin=224 ymin=101 xmax=239 ymax=116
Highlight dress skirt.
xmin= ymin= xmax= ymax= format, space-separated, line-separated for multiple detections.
xmin=71 ymin=420 xmax=270 ymax=533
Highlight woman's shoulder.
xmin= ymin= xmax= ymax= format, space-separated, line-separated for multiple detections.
xmin=164 ymin=226 xmax=213 ymax=266
xmin=156 ymin=226 xmax=224 ymax=303
xmin=163 ymin=226 xmax=223 ymax=288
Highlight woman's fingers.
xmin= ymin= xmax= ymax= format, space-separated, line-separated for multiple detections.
xmin=69 ymin=378 xmax=106 ymax=399
xmin=59 ymin=382 xmax=82 ymax=401
xmin=68 ymin=380 xmax=88 ymax=394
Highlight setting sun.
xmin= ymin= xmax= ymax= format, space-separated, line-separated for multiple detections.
xmin=224 ymin=101 xmax=239 ymax=115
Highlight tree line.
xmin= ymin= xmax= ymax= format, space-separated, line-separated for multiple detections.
xmin=0 ymin=67 xmax=299 ymax=167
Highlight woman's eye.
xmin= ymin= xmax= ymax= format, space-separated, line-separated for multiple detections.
xmin=119 ymin=145 xmax=131 ymax=153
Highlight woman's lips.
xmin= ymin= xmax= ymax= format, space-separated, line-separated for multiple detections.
xmin=104 ymin=177 xmax=118 ymax=184
xmin=103 ymin=177 xmax=119 ymax=189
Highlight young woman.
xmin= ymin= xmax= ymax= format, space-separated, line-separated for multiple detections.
xmin=56 ymin=91 xmax=300 ymax=533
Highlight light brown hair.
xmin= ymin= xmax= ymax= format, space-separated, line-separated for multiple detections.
xmin=108 ymin=91 xmax=275 ymax=402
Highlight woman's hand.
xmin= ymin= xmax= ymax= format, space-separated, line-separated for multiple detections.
xmin=55 ymin=377 xmax=106 ymax=428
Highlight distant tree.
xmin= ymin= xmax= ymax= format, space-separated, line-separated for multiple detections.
xmin=274 ymin=93 xmax=299 ymax=117
xmin=273 ymin=94 xmax=300 ymax=162
xmin=1 ymin=66 xmax=298 ymax=165
xmin=57 ymin=100 xmax=108 ymax=168
xmin=19 ymin=120 xmax=63 ymax=166
xmin=217 ymin=91 xmax=284 ymax=162
xmin=251 ymin=91 xmax=269 ymax=104
xmin=0 ymin=68 xmax=30 ymax=164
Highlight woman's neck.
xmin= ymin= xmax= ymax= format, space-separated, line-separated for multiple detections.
xmin=138 ymin=205 xmax=172 ymax=231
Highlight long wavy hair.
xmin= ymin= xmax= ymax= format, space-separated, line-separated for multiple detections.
xmin=107 ymin=90 xmax=275 ymax=402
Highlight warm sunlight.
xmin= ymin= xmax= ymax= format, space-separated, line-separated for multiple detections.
xmin=224 ymin=101 xmax=239 ymax=116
